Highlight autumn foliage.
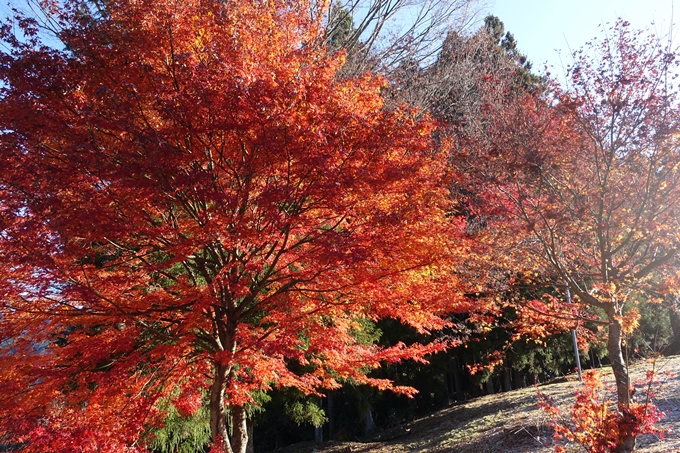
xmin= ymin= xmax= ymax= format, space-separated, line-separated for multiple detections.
xmin=3 ymin=0 xmax=680 ymax=451
xmin=539 ymin=369 xmax=666 ymax=453
xmin=0 ymin=0 xmax=463 ymax=452
xmin=449 ymin=20 xmax=680 ymax=452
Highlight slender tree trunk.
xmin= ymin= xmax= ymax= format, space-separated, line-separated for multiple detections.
xmin=327 ymin=391 xmax=335 ymax=440
xmin=232 ymin=405 xmax=249 ymax=453
xmin=502 ymin=367 xmax=512 ymax=392
xmin=210 ymin=363 xmax=233 ymax=453
xmin=315 ymin=397 xmax=323 ymax=443
xmin=363 ymin=404 xmax=376 ymax=436
xmin=210 ymin=314 xmax=241 ymax=452
xmin=512 ymin=367 xmax=525 ymax=389
xmin=484 ymin=378 xmax=494 ymax=395
xmin=606 ymin=307 xmax=636 ymax=453
xmin=452 ymin=356 xmax=463 ymax=402
xmin=590 ymin=348 xmax=596 ymax=369
xmin=246 ymin=418 xmax=254 ymax=453
xmin=667 ymin=304 xmax=680 ymax=355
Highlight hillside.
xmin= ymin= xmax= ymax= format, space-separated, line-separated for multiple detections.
xmin=275 ymin=356 xmax=680 ymax=453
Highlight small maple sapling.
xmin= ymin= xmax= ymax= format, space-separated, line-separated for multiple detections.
xmin=0 ymin=1 xmax=462 ymax=452
xmin=539 ymin=368 xmax=666 ymax=453
xmin=453 ymin=21 xmax=680 ymax=453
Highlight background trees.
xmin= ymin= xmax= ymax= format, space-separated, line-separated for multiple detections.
xmin=0 ymin=1 xmax=464 ymax=452
xmin=322 ymin=0 xmax=482 ymax=77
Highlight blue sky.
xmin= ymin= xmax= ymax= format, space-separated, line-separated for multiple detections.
xmin=489 ymin=0 xmax=676 ymax=75
xmin=0 ymin=1 xmax=674 ymax=76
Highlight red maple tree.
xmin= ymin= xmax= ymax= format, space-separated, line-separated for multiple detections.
xmin=0 ymin=1 xmax=462 ymax=452
xmin=453 ymin=21 xmax=680 ymax=452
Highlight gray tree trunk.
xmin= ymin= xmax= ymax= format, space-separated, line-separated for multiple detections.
xmin=484 ymin=378 xmax=494 ymax=395
xmin=363 ymin=405 xmax=376 ymax=436
xmin=668 ymin=304 xmax=680 ymax=355
xmin=606 ymin=306 xmax=636 ymax=453
xmin=231 ymin=405 xmax=249 ymax=453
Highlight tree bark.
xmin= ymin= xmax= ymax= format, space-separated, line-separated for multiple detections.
xmin=210 ymin=363 xmax=232 ymax=453
xmin=667 ymin=304 xmax=680 ymax=355
xmin=246 ymin=418 xmax=254 ymax=453
xmin=512 ymin=367 xmax=525 ymax=389
xmin=484 ymin=378 xmax=494 ymax=395
xmin=606 ymin=306 xmax=636 ymax=453
xmin=452 ymin=356 xmax=463 ymax=402
xmin=327 ymin=391 xmax=335 ymax=440
xmin=502 ymin=367 xmax=512 ymax=392
xmin=363 ymin=404 xmax=376 ymax=436
xmin=232 ymin=405 xmax=249 ymax=453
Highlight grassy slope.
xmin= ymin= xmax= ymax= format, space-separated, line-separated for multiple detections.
xmin=274 ymin=355 xmax=680 ymax=453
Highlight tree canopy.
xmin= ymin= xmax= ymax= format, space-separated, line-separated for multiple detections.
xmin=452 ymin=20 xmax=680 ymax=453
xmin=0 ymin=1 xmax=464 ymax=452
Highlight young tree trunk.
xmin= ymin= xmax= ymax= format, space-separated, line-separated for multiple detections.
xmin=502 ymin=367 xmax=512 ymax=392
xmin=606 ymin=307 xmax=636 ymax=453
xmin=327 ymin=391 xmax=335 ymax=439
xmin=232 ymin=405 xmax=249 ymax=453
xmin=363 ymin=404 xmax=376 ymax=436
xmin=484 ymin=378 xmax=495 ymax=395
xmin=590 ymin=348 xmax=596 ymax=369
xmin=452 ymin=356 xmax=463 ymax=402
xmin=210 ymin=363 xmax=232 ymax=453
xmin=667 ymin=304 xmax=680 ymax=355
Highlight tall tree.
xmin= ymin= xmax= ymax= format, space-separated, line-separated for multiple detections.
xmin=0 ymin=1 xmax=463 ymax=452
xmin=455 ymin=20 xmax=680 ymax=452
xmin=386 ymin=15 xmax=542 ymax=121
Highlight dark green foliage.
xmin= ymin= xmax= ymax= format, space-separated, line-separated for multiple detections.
xmin=481 ymin=15 xmax=542 ymax=89
xmin=251 ymin=389 xmax=325 ymax=452
xmin=284 ymin=399 xmax=327 ymax=428
xmin=326 ymin=1 xmax=355 ymax=52
xmin=626 ymin=302 xmax=673 ymax=358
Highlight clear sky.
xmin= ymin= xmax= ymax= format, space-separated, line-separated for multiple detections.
xmin=489 ymin=0 xmax=677 ymax=75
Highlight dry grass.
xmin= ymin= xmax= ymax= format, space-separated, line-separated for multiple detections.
xmin=273 ymin=355 xmax=680 ymax=453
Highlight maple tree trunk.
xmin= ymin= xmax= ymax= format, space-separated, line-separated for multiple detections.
xmin=606 ymin=307 xmax=636 ymax=453
xmin=210 ymin=363 xmax=232 ymax=452
xmin=232 ymin=404 xmax=249 ymax=453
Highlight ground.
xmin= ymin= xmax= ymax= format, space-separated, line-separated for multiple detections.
xmin=273 ymin=355 xmax=680 ymax=453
